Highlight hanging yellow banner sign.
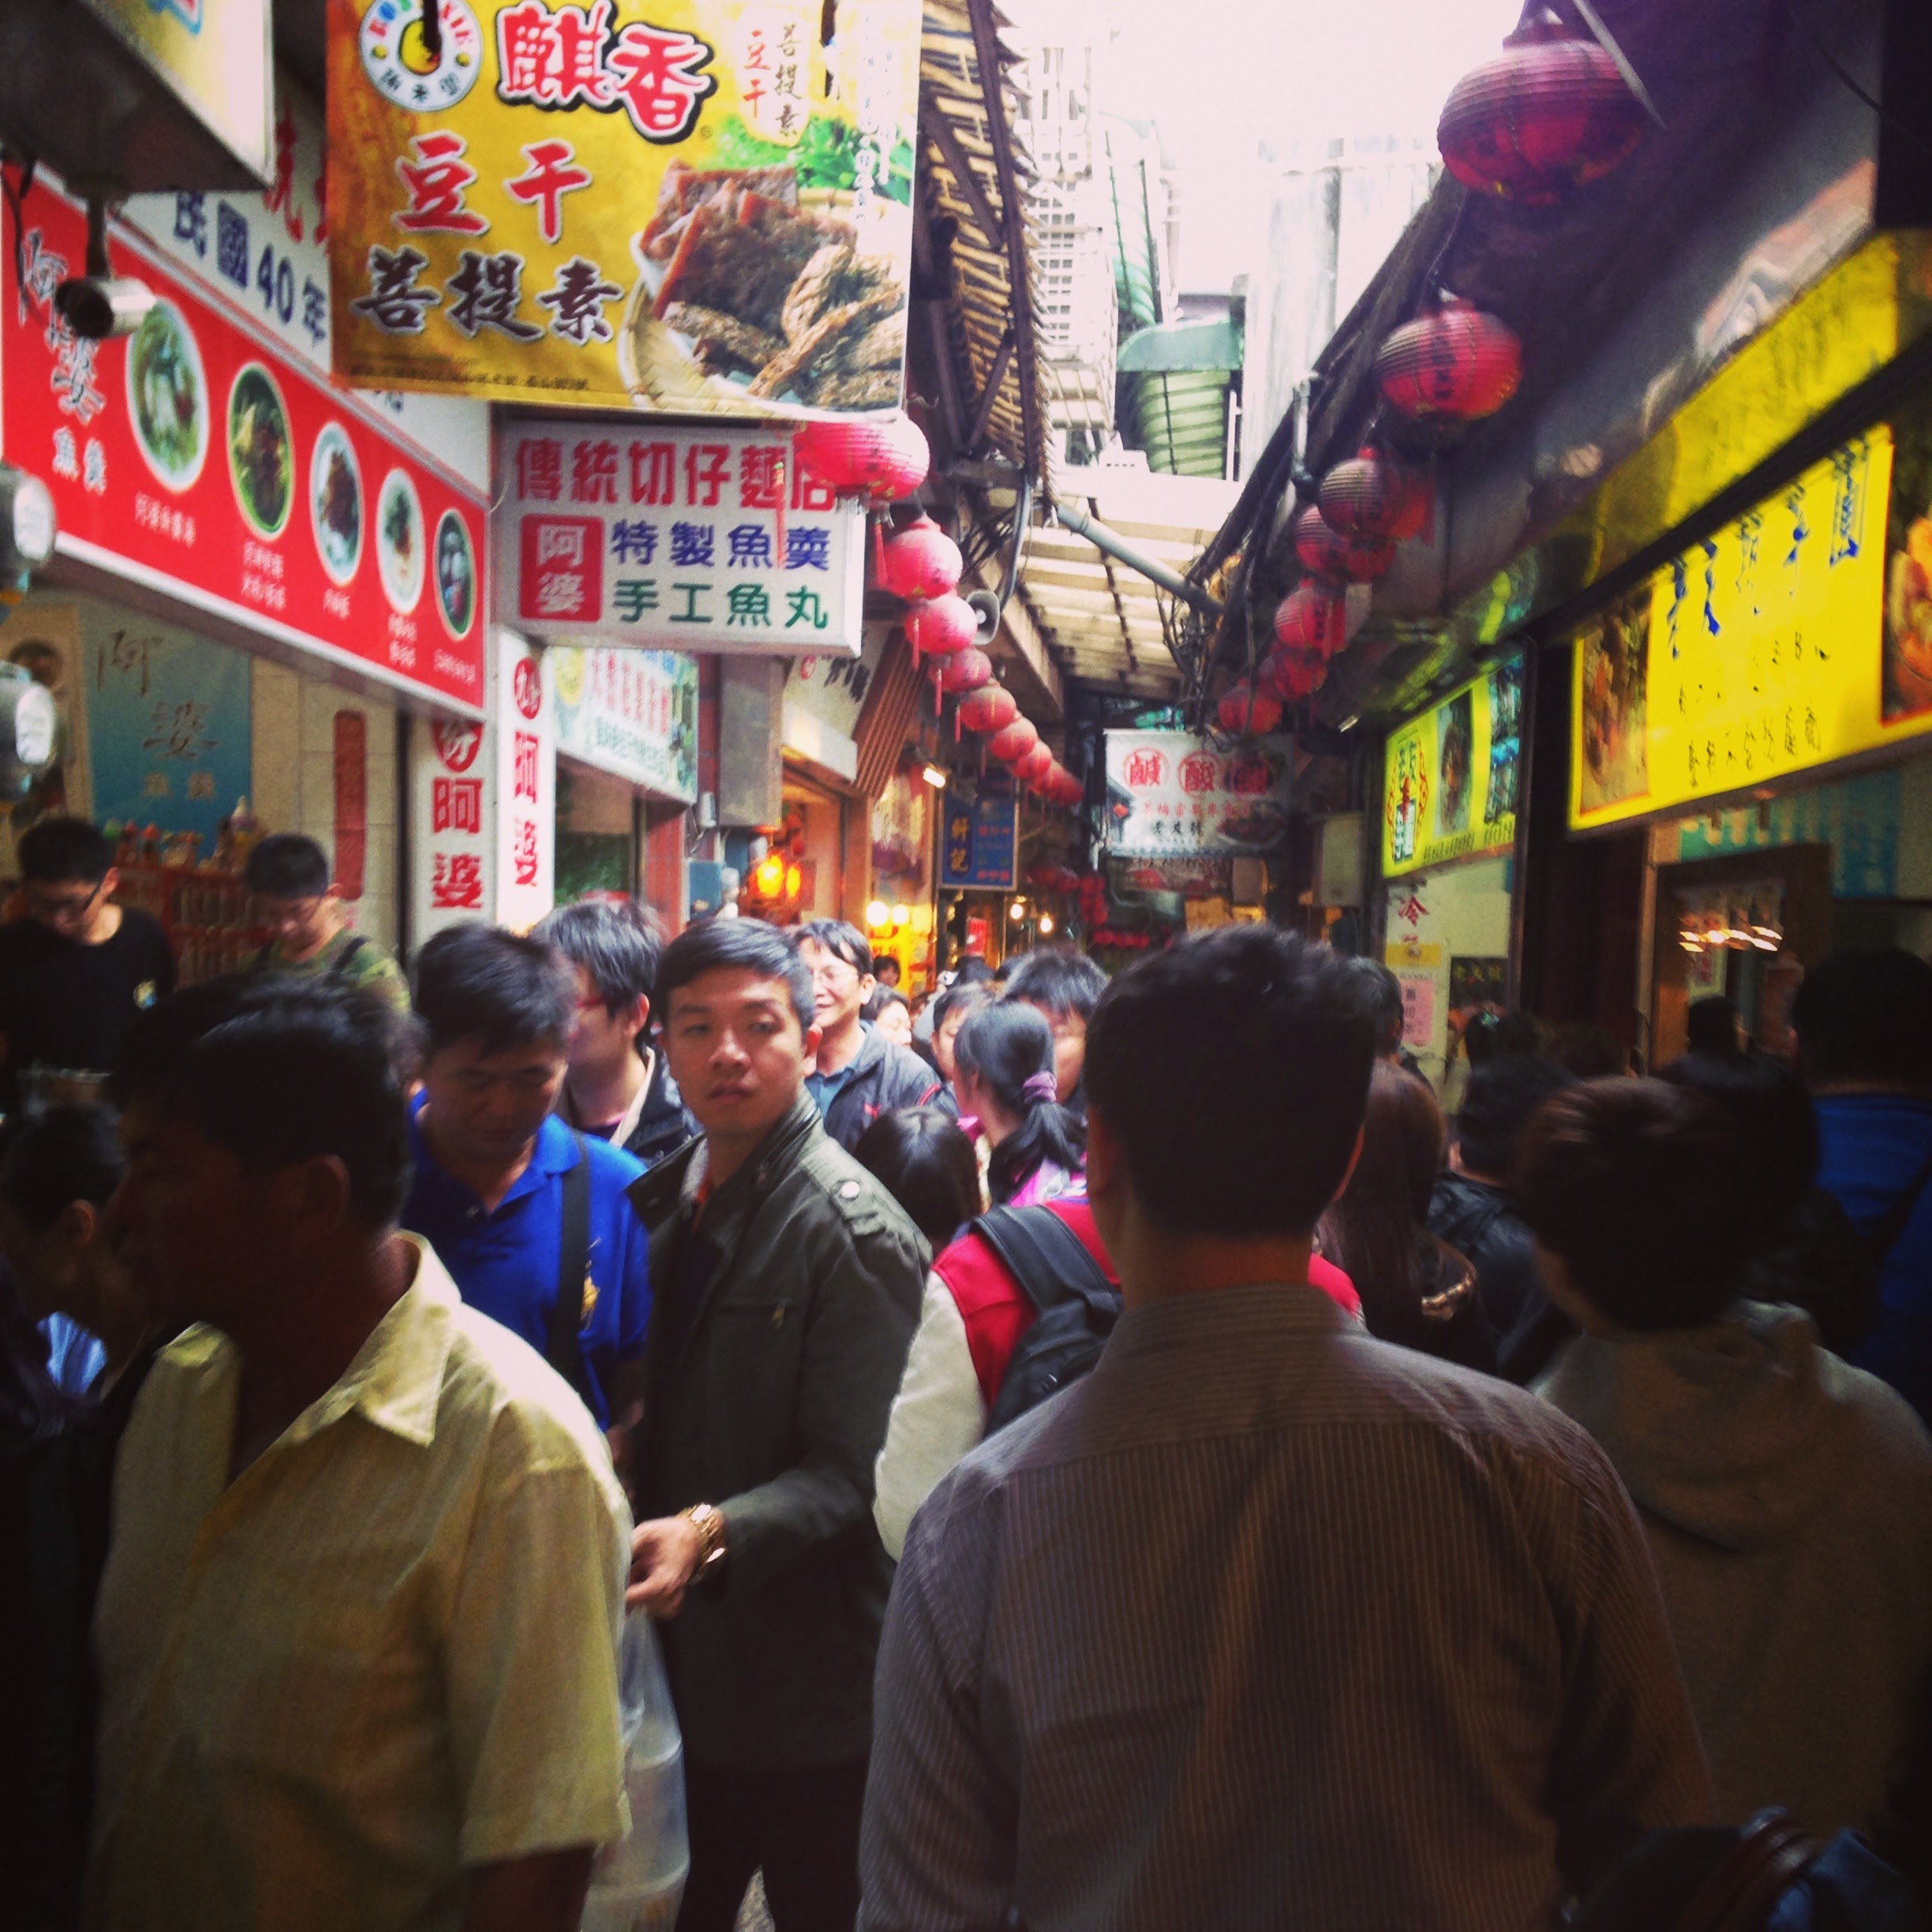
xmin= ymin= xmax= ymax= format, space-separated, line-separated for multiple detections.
xmin=1570 ymin=425 xmax=1932 ymax=829
xmin=1382 ymin=654 xmax=1525 ymax=878
xmin=325 ymin=0 xmax=919 ymax=412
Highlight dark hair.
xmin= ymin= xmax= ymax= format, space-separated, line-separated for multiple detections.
xmin=0 ymin=1106 xmax=124 ymax=1231
xmin=1462 ymin=1011 xmax=1501 ymax=1067
xmin=659 ymin=916 xmax=815 ymax=1032
xmin=245 ymin=833 xmax=331 ymax=900
xmin=111 ymin=978 xmax=416 ymax=1226
xmin=796 ymin=919 xmax=872 ymax=978
xmin=0 ymin=1267 xmax=64 ymax=1443
xmin=1493 ymin=1011 xmax=1545 ymax=1058
xmin=1792 ymin=948 xmax=1932 ymax=1089
xmin=951 ymin=957 xmax=994 ymax=988
xmin=1660 ymin=1051 xmax=1818 ymax=1221
xmin=1684 ymin=996 xmax=1743 ymax=1058
xmin=852 ymin=1107 xmax=979 ymax=1251
xmin=1004 ymin=947 xmax=1108 ymax=1023
xmin=863 ymin=987 xmax=910 ymax=1024
xmin=1545 ymin=1024 xmax=1631 ymax=1080
xmin=953 ymin=1001 xmax=1085 ymax=1205
xmin=931 ymin=980 xmax=994 ymax=1034
xmin=412 ymin=923 xmax=577 ymax=1058
xmin=1085 ymin=927 xmax=1376 ymax=1235
xmin=1516 ymin=1077 xmax=1748 ymax=1330
xmin=1349 ymin=957 xmax=1405 ymax=1055
xmin=1455 ymin=1055 xmax=1575 ymax=1180
xmin=871 ymin=953 xmax=900 ymax=980
xmin=535 ymin=899 xmax=663 ymax=1025
xmin=18 ymin=817 xmax=112 ymax=886
xmin=1319 ymin=1064 xmax=1469 ymax=1331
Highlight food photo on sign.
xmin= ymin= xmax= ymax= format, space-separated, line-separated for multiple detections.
xmin=325 ymin=0 xmax=922 ymax=414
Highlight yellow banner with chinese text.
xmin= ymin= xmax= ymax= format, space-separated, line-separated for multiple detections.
xmin=325 ymin=0 xmax=919 ymax=410
xmin=1381 ymin=654 xmax=1524 ymax=878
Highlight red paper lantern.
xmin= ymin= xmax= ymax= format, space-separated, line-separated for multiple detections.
xmin=1217 ymin=680 xmax=1284 ymax=737
xmin=1018 ymin=742 xmax=1054 ymax=788
xmin=1292 ymin=503 xmax=1395 ymax=583
xmin=938 ymin=647 xmax=993 ymax=695
xmin=1263 ymin=646 xmax=1327 ymax=703
xmin=957 ymin=685 xmax=1017 ymax=738
xmin=1273 ymin=585 xmax=1346 ymax=658
xmin=904 ymin=593 xmax=978 ymax=664
xmin=880 ymin=514 xmax=963 ymax=601
xmin=1439 ymin=17 xmax=1645 ymax=206
xmin=987 ymin=719 xmax=1039 ymax=764
xmin=1389 ymin=464 xmax=1435 ymax=542
xmin=1318 ymin=447 xmax=1416 ymax=543
xmin=1376 ymin=301 xmax=1522 ymax=423
xmin=1055 ymin=768 xmax=1085 ymax=807
xmin=795 ymin=414 xmax=930 ymax=503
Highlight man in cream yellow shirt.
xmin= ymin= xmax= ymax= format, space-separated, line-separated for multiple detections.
xmin=86 ymin=978 xmax=631 ymax=1932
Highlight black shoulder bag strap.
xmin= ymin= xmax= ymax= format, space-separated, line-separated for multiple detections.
xmin=546 ymin=1130 xmax=596 ymax=1410
xmin=327 ymin=934 xmax=369 ymax=979
xmin=972 ymin=1204 xmax=1114 ymax=1316
xmin=1864 ymin=1142 xmax=1932 ymax=1269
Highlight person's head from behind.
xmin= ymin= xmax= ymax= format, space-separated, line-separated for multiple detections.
xmin=534 ymin=899 xmax=662 ymax=1082
xmin=1791 ymin=947 xmax=1932 ymax=1094
xmin=796 ymin=919 xmax=874 ymax=1039
xmin=1317 ymin=1064 xmax=1451 ymax=1311
xmin=1083 ymin=927 xmax=1376 ymax=1292
xmin=951 ymin=957 xmax=994 ymax=989
xmin=1684 ymin=994 xmax=1743 ymax=1060
xmin=953 ymin=999 xmax=1085 ymax=1204
xmin=1454 ymin=1055 xmax=1575 ymax=1184
xmin=658 ymin=918 xmax=819 ymax=1153
xmin=852 ymin=1106 xmax=980 ymax=1252
xmin=930 ymin=981 xmax=993 ymax=1084
xmin=1349 ymin=957 xmax=1406 ymax=1061
xmin=18 ymin=817 xmax=115 ymax=939
xmin=871 ymin=987 xmax=913 ymax=1050
xmin=872 ymin=953 xmax=901 ymax=989
xmin=1516 ymin=1077 xmax=1749 ymax=1335
xmin=0 ymin=1106 xmax=127 ymax=1326
xmin=1660 ymin=1050 xmax=1818 ymax=1239
xmin=107 ymin=979 xmax=414 ymax=1332
xmin=413 ymin=923 xmax=576 ymax=1174
xmin=244 ymin=833 xmax=339 ymax=957
xmin=1003 ymin=948 xmax=1107 ymax=1102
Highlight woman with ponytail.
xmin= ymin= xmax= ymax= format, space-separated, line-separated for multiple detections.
xmin=952 ymin=1001 xmax=1087 ymax=1206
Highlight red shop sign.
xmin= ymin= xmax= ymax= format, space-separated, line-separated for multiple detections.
xmin=2 ymin=173 xmax=487 ymax=713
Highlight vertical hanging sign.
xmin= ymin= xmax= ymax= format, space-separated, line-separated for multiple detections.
xmin=410 ymin=710 xmax=494 ymax=943
xmin=495 ymin=631 xmax=556 ymax=929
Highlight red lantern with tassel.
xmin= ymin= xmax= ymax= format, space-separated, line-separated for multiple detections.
xmin=1017 ymin=742 xmax=1054 ymax=788
xmin=956 ymin=684 xmax=1017 ymax=741
xmin=938 ymin=648 xmax=993 ymax=697
xmin=880 ymin=514 xmax=962 ymax=601
xmin=1438 ymin=14 xmax=1646 ymax=206
xmin=904 ymin=593 xmax=978 ymax=666
xmin=987 ymin=719 xmax=1039 ymax=765
xmin=1376 ymin=301 xmax=1522 ymax=423
xmin=1273 ymin=585 xmax=1346 ymax=658
xmin=795 ymin=415 xmax=930 ymax=503
xmin=1292 ymin=503 xmax=1395 ymax=583
xmin=1217 ymin=680 xmax=1284 ymax=737
xmin=1263 ymin=646 xmax=1327 ymax=703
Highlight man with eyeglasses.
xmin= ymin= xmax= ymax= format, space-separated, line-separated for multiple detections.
xmin=796 ymin=920 xmax=939 ymax=1155
xmin=0 ymin=816 xmax=175 ymax=1112
xmin=244 ymin=832 xmax=409 ymax=1013
xmin=399 ymin=923 xmax=652 ymax=1449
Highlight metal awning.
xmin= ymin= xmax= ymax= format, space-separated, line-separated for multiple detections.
xmin=1022 ymin=464 xmax=1244 ymax=697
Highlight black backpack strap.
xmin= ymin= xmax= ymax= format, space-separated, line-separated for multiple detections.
xmin=547 ymin=1131 xmax=596 ymax=1410
xmin=328 ymin=934 xmax=369 ymax=979
xmin=972 ymin=1204 xmax=1114 ymax=1316
xmin=1864 ymin=1144 xmax=1932 ymax=1269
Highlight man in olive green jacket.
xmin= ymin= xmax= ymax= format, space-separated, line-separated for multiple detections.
xmin=625 ymin=917 xmax=926 ymax=1932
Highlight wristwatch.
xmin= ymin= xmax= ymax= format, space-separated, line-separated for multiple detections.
xmin=681 ymin=1501 xmax=728 ymax=1583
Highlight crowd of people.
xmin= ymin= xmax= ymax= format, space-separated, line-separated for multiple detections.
xmin=3 ymin=810 xmax=1931 ymax=1930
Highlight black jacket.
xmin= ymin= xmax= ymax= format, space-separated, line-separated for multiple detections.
xmin=629 ymin=1095 xmax=926 ymax=1769
xmin=622 ymin=1050 xmax=698 ymax=1174
xmin=1429 ymin=1170 xmax=1572 ymax=1383
xmin=821 ymin=1025 xmax=942 ymax=1153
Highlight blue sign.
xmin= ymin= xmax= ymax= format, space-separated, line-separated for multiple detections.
xmin=940 ymin=778 xmax=1016 ymax=890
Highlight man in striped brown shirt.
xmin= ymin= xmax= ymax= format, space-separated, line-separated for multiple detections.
xmin=860 ymin=927 xmax=1711 ymax=1931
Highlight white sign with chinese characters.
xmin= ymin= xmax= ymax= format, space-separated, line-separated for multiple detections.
xmin=550 ymin=645 xmax=698 ymax=803
xmin=409 ymin=710 xmax=495 ymax=945
xmin=496 ymin=417 xmax=866 ymax=655
xmin=1103 ymin=731 xmax=1294 ymax=858
xmin=495 ymin=631 xmax=556 ymax=931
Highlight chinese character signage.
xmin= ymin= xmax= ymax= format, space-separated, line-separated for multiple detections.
xmin=1103 ymin=731 xmax=1293 ymax=858
xmin=1382 ymin=654 xmax=1523 ymax=878
xmin=497 ymin=416 xmax=864 ymax=652
xmin=410 ymin=710 xmax=494 ymax=942
xmin=496 ymin=632 xmax=556 ymax=929
xmin=1571 ymin=429 xmax=1921 ymax=829
xmin=325 ymin=0 xmax=920 ymax=414
xmin=550 ymin=643 xmax=697 ymax=799
xmin=939 ymin=777 xmax=1016 ymax=891
xmin=2 ymin=172 xmax=489 ymax=714
xmin=80 ymin=0 xmax=273 ymax=182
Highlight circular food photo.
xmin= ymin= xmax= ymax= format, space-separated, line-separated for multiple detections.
xmin=309 ymin=424 xmax=364 ymax=587
xmin=376 ymin=469 xmax=425 ymax=614
xmin=227 ymin=363 xmax=294 ymax=538
xmin=434 ymin=509 xmax=476 ymax=637
xmin=126 ymin=301 xmax=208 ymax=491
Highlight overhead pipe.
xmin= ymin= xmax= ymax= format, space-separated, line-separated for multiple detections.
xmin=1054 ymin=500 xmax=1224 ymax=616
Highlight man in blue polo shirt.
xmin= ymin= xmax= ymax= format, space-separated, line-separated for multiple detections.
xmin=402 ymin=922 xmax=651 ymax=1440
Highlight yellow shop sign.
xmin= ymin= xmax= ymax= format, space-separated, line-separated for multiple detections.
xmin=1382 ymin=654 xmax=1525 ymax=878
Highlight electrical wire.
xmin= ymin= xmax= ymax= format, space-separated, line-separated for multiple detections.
xmin=1781 ymin=0 xmax=1932 ymax=166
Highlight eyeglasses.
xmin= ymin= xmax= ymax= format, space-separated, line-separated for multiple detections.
xmin=28 ymin=878 xmax=105 ymax=923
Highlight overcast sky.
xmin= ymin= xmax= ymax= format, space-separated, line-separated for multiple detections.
xmin=1011 ymin=0 xmax=1525 ymax=289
